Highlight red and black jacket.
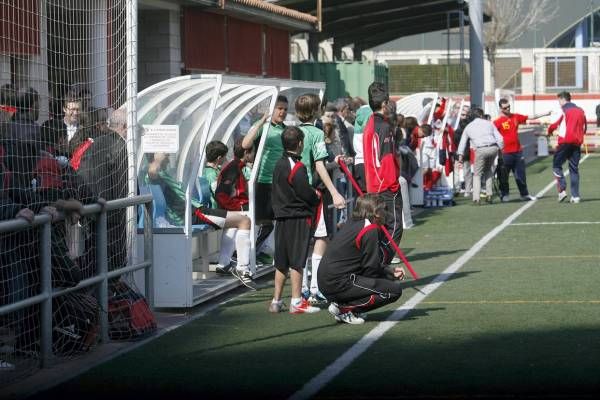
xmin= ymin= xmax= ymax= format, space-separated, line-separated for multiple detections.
xmin=363 ymin=112 xmax=400 ymax=193
xmin=317 ymin=218 xmax=382 ymax=295
xmin=271 ymin=152 xmax=320 ymax=220
xmin=215 ymin=158 xmax=248 ymax=211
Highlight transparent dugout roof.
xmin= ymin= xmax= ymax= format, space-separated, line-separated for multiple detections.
xmin=136 ymin=74 xmax=325 ymax=232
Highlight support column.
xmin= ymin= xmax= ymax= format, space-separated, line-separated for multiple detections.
xmin=520 ymin=49 xmax=535 ymax=94
xmin=308 ymin=33 xmax=319 ymax=62
xmin=469 ymin=0 xmax=484 ymax=107
xmin=353 ymin=46 xmax=363 ymax=62
xmin=332 ymin=42 xmax=343 ymax=61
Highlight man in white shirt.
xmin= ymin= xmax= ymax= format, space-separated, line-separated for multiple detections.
xmin=63 ymin=96 xmax=82 ymax=142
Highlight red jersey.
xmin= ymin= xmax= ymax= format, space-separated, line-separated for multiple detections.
xmin=493 ymin=113 xmax=528 ymax=154
xmin=362 ymin=112 xmax=400 ymax=193
xmin=548 ymin=102 xmax=587 ymax=146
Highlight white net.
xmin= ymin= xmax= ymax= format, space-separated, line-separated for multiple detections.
xmin=0 ymin=0 xmax=149 ymax=384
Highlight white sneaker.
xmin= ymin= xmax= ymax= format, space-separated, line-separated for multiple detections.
xmin=501 ymin=195 xmax=510 ymax=203
xmin=328 ymin=302 xmax=340 ymax=317
xmin=558 ymin=191 xmax=568 ymax=202
xmin=290 ymin=298 xmax=320 ymax=314
xmin=521 ymin=195 xmax=536 ymax=201
xmin=403 ymin=222 xmax=415 ymax=229
xmin=335 ymin=311 xmax=365 ymax=325
xmin=570 ymin=197 xmax=581 ymax=204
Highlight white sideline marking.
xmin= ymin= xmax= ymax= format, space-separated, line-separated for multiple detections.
xmin=289 ymin=155 xmax=590 ymax=400
xmin=511 ymin=221 xmax=600 ymax=226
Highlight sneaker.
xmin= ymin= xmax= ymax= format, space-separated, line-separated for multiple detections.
xmin=390 ymin=257 xmax=401 ymax=265
xmin=0 ymin=359 xmax=15 ymax=370
xmin=501 ymin=195 xmax=510 ymax=203
xmin=215 ymin=263 xmax=232 ymax=275
xmin=256 ymin=252 xmax=273 ymax=265
xmin=335 ymin=311 xmax=365 ymax=325
xmin=558 ymin=191 xmax=568 ymax=202
xmin=268 ymin=301 xmax=287 ymax=313
xmin=231 ymin=268 xmax=256 ymax=290
xmin=328 ymin=302 xmax=340 ymax=317
xmin=403 ymin=222 xmax=415 ymax=230
xmin=570 ymin=196 xmax=581 ymax=204
xmin=308 ymin=292 xmax=328 ymax=305
xmin=290 ymin=298 xmax=320 ymax=314
xmin=485 ymin=195 xmax=493 ymax=204
xmin=521 ymin=195 xmax=536 ymax=201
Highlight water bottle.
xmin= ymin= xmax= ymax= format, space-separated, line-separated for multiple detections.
xmin=31 ymin=178 xmax=37 ymax=192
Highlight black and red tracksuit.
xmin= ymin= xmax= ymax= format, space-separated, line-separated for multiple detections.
xmin=317 ymin=218 xmax=402 ymax=314
xmin=362 ymin=112 xmax=403 ymax=246
xmin=215 ymin=158 xmax=248 ymax=211
xmin=271 ymin=152 xmax=320 ymax=220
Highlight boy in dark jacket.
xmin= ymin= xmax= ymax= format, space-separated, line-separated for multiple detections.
xmin=269 ymin=126 xmax=321 ymax=314
xmin=318 ymin=194 xmax=405 ymax=324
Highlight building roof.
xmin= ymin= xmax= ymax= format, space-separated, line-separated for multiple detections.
xmin=183 ymin=0 xmax=318 ymax=31
xmin=273 ymin=0 xmax=484 ymax=50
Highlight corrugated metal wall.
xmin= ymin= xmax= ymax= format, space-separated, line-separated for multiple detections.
xmin=183 ymin=9 xmax=290 ymax=78
xmin=0 ymin=0 xmax=39 ymax=55
xmin=291 ymin=62 xmax=388 ymax=101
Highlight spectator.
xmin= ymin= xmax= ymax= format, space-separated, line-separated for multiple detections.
xmin=547 ymin=91 xmax=587 ymax=203
xmin=269 ymin=126 xmax=320 ymax=314
xmin=318 ymin=194 xmax=404 ymax=325
xmin=453 ymin=108 xmax=473 ymax=197
xmin=457 ymin=107 xmax=504 ymax=204
xmin=3 ymin=88 xmax=41 ymax=142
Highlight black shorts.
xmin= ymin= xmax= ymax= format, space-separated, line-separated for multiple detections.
xmin=274 ymin=217 xmax=312 ymax=272
xmin=255 ymin=182 xmax=274 ymax=223
xmin=192 ymin=207 xmax=227 ymax=229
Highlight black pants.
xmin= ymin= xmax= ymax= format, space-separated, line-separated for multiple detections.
xmin=326 ymin=274 xmax=402 ymax=314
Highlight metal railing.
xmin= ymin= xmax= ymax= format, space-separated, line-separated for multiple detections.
xmin=0 ymin=194 xmax=153 ymax=368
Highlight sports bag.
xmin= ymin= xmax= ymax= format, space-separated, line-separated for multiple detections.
xmin=52 ymin=292 xmax=99 ymax=355
xmin=108 ymin=281 xmax=157 ymax=340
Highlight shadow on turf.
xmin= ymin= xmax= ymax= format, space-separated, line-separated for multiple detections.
xmin=402 ymin=248 xmax=468 ymax=262
xmin=399 ymin=270 xmax=480 ymax=290
xmin=366 ymin=306 xmax=446 ymax=322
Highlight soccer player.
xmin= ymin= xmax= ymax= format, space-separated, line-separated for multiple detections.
xmin=318 ymin=194 xmax=404 ymax=325
xmin=362 ymin=82 xmax=403 ymax=255
xmin=269 ymin=126 xmax=321 ymax=314
xmin=547 ymin=91 xmax=587 ymax=203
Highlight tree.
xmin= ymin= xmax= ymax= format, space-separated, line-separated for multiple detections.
xmin=484 ymin=0 xmax=558 ymax=92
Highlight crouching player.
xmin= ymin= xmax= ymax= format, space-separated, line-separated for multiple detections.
xmin=269 ymin=126 xmax=321 ymax=314
xmin=317 ymin=194 xmax=405 ymax=324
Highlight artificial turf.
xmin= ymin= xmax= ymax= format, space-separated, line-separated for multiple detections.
xmin=33 ymin=155 xmax=600 ymax=399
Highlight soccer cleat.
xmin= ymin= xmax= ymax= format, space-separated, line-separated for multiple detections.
xmin=570 ymin=196 xmax=581 ymax=204
xmin=308 ymin=292 xmax=328 ymax=305
xmin=335 ymin=311 xmax=365 ymax=325
xmin=231 ymin=268 xmax=256 ymax=290
xmin=558 ymin=191 xmax=568 ymax=202
xmin=290 ymin=298 xmax=320 ymax=314
xmin=521 ymin=195 xmax=536 ymax=201
xmin=501 ymin=195 xmax=510 ymax=203
xmin=268 ymin=301 xmax=287 ymax=313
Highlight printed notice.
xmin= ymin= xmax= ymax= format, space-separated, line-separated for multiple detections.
xmin=142 ymin=125 xmax=179 ymax=153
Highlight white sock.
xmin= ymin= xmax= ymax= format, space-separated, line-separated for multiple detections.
xmin=310 ymin=253 xmax=322 ymax=295
xmin=218 ymin=228 xmax=237 ymax=266
xmin=302 ymin=262 xmax=309 ymax=293
xmin=291 ymin=297 xmax=301 ymax=306
xmin=235 ymin=229 xmax=251 ymax=270
xmin=272 ymin=298 xmax=282 ymax=304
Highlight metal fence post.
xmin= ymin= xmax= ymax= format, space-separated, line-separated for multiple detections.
xmin=143 ymin=202 xmax=154 ymax=309
xmin=39 ymin=221 xmax=52 ymax=368
xmin=96 ymin=210 xmax=109 ymax=344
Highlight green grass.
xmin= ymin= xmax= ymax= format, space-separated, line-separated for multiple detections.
xmin=35 ymin=155 xmax=600 ymax=399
